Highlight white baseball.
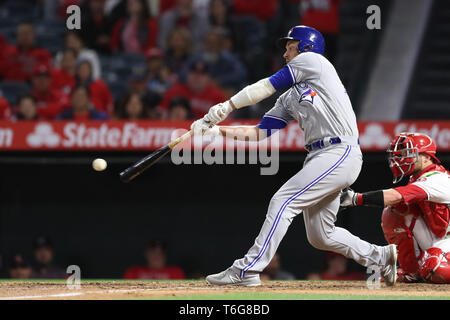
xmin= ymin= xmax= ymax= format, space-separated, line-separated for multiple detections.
xmin=92 ymin=158 xmax=107 ymax=171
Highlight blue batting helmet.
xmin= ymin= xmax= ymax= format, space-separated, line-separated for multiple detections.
xmin=277 ymin=25 xmax=325 ymax=55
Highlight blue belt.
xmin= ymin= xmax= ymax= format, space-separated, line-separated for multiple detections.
xmin=305 ymin=137 xmax=342 ymax=152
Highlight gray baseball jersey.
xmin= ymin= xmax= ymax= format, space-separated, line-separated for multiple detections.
xmin=258 ymin=52 xmax=359 ymax=145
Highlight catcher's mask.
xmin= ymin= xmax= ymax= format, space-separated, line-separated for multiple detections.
xmin=387 ymin=132 xmax=440 ymax=183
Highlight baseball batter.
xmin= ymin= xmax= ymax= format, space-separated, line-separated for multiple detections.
xmin=191 ymin=25 xmax=397 ymax=286
xmin=341 ymin=133 xmax=450 ymax=283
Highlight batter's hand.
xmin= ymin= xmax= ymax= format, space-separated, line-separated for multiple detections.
xmin=190 ymin=118 xmax=212 ymax=135
xmin=204 ymin=101 xmax=233 ymax=125
xmin=204 ymin=125 xmax=222 ymax=137
xmin=340 ymin=188 xmax=358 ymax=208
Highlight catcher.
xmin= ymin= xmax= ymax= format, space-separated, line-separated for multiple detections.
xmin=341 ymin=132 xmax=450 ymax=283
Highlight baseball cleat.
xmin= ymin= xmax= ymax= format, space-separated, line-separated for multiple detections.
xmin=381 ymin=244 xmax=398 ymax=286
xmin=205 ymin=267 xmax=261 ymax=287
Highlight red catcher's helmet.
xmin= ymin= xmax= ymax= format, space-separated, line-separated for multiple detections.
xmin=387 ymin=132 xmax=440 ymax=183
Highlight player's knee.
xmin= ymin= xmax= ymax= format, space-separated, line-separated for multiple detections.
xmin=419 ymin=248 xmax=450 ymax=284
xmin=306 ymin=232 xmax=333 ymax=250
xmin=268 ymin=192 xmax=291 ymax=215
xmin=269 ymin=191 xmax=288 ymax=206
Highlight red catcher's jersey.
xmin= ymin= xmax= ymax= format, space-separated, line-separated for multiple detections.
xmin=394 ymin=164 xmax=450 ymax=238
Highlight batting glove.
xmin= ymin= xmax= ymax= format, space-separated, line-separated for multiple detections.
xmin=190 ymin=118 xmax=212 ymax=135
xmin=204 ymin=125 xmax=222 ymax=137
xmin=340 ymin=188 xmax=359 ymax=208
xmin=204 ymin=101 xmax=233 ymax=125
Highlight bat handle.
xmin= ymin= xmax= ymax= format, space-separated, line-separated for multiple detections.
xmin=168 ymin=130 xmax=194 ymax=149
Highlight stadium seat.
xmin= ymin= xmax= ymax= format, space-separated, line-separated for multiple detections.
xmin=37 ymin=35 xmax=63 ymax=55
xmin=109 ymin=52 xmax=147 ymax=71
xmin=0 ymin=82 xmax=31 ymax=105
xmin=106 ymin=81 xmax=128 ymax=101
xmin=0 ymin=0 xmax=40 ymax=22
xmin=0 ymin=26 xmax=16 ymax=44
xmin=35 ymin=20 xmax=65 ymax=38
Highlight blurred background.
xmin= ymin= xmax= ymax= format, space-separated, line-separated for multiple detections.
xmin=0 ymin=0 xmax=449 ymax=280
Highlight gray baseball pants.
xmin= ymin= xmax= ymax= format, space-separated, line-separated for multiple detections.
xmin=232 ymin=139 xmax=390 ymax=278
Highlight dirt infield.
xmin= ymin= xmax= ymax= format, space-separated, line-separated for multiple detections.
xmin=1 ymin=280 xmax=450 ymax=300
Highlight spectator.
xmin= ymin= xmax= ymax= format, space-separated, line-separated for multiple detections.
xmin=158 ymin=0 xmax=209 ymax=53
xmin=128 ymin=66 xmax=149 ymax=96
xmin=299 ymin=0 xmax=342 ymax=63
xmin=159 ymin=60 xmax=228 ymax=118
xmin=114 ymin=93 xmax=148 ymax=120
xmin=145 ymin=48 xmax=174 ymax=96
xmin=0 ymin=96 xmax=12 ymax=121
xmin=15 ymin=95 xmax=39 ymax=121
xmin=110 ymin=0 xmax=158 ymax=54
xmin=232 ymin=0 xmax=279 ymax=21
xmin=306 ymin=252 xmax=366 ymax=281
xmin=79 ymin=0 xmax=115 ymax=54
xmin=260 ymin=252 xmax=296 ymax=280
xmin=230 ymin=1 xmax=272 ymax=81
xmin=57 ymin=85 xmax=108 ymax=120
xmin=208 ymin=0 xmax=237 ymax=51
xmin=9 ymin=254 xmax=32 ymax=279
xmin=164 ymin=27 xmax=193 ymax=79
xmin=123 ymin=66 xmax=162 ymax=118
xmin=168 ymin=96 xmax=193 ymax=120
xmin=75 ymin=59 xmax=114 ymax=115
xmin=51 ymin=48 xmax=77 ymax=95
xmin=55 ymin=31 xmax=102 ymax=80
xmin=0 ymin=33 xmax=13 ymax=78
xmin=30 ymin=236 xmax=66 ymax=279
xmin=181 ymin=28 xmax=247 ymax=92
xmin=30 ymin=63 xmax=70 ymax=120
xmin=0 ymin=22 xmax=51 ymax=81
xmin=157 ymin=0 xmax=177 ymax=15
xmin=123 ymin=239 xmax=186 ymax=279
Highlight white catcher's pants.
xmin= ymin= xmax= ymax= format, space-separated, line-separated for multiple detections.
xmin=405 ymin=215 xmax=450 ymax=257
xmin=232 ymin=139 xmax=390 ymax=278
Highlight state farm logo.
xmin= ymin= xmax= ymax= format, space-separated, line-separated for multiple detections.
xmin=359 ymin=123 xmax=391 ymax=148
xmin=27 ymin=123 xmax=60 ymax=147
xmin=25 ymin=122 xmax=175 ymax=149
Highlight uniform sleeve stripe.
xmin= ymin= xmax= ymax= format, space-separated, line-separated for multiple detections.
xmin=257 ymin=116 xmax=289 ymax=134
xmin=287 ymin=65 xmax=296 ymax=84
xmin=263 ymin=115 xmax=289 ymax=124
xmin=269 ymin=66 xmax=295 ymax=90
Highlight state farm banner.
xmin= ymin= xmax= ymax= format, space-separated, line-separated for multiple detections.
xmin=0 ymin=120 xmax=449 ymax=151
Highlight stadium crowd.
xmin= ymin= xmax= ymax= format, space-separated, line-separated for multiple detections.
xmin=0 ymin=0 xmax=342 ymax=122
xmin=7 ymin=235 xmax=363 ymax=280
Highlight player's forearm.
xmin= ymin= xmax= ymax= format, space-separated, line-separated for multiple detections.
xmin=383 ymin=189 xmax=403 ymax=206
xmin=354 ymin=189 xmax=403 ymax=207
xmin=229 ymin=78 xmax=276 ymax=109
xmin=217 ymin=125 xmax=266 ymax=141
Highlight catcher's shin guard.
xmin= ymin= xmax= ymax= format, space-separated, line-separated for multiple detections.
xmin=418 ymin=248 xmax=450 ymax=284
xmin=381 ymin=207 xmax=420 ymax=275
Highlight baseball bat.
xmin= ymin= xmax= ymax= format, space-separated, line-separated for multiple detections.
xmin=119 ymin=130 xmax=194 ymax=183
